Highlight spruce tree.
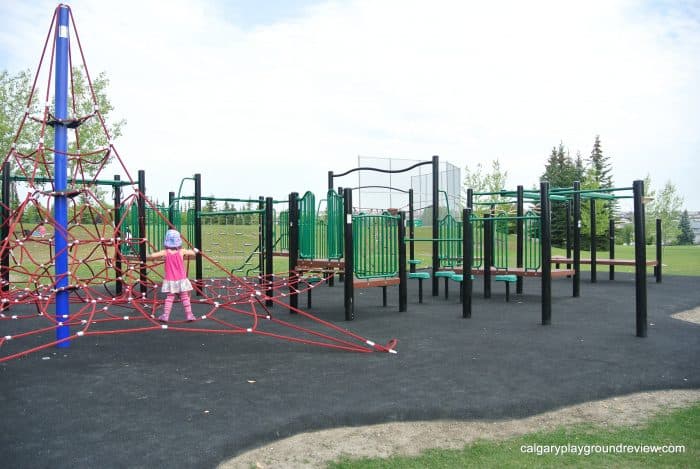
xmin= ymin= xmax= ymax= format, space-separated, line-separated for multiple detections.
xmin=542 ymin=142 xmax=576 ymax=246
xmin=676 ymin=209 xmax=694 ymax=245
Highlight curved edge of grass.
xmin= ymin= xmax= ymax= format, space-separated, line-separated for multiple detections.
xmin=328 ymin=403 xmax=700 ymax=469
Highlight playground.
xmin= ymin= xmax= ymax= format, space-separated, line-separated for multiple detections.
xmin=1 ymin=272 xmax=698 ymax=468
xmin=1 ymin=4 xmax=699 ymax=468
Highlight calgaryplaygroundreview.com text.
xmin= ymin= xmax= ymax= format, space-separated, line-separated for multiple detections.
xmin=520 ymin=443 xmax=686 ymax=456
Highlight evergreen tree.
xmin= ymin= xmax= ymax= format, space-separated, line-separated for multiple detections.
xmin=677 ymin=210 xmax=694 ymax=245
xmin=541 ymin=142 xmax=576 ymax=247
xmin=587 ymin=136 xmax=616 ymax=245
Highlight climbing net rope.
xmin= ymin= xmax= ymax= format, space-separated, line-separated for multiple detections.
xmin=0 ymin=5 xmax=397 ymax=362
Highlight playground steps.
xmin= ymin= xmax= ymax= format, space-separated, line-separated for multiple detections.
xmin=453 ymin=266 xmax=575 ymax=279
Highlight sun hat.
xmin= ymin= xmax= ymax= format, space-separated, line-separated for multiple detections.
xmin=163 ymin=229 xmax=182 ymax=248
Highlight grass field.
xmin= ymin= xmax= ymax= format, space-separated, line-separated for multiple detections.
xmin=329 ymin=404 xmax=700 ymax=468
xmin=7 ymin=224 xmax=700 ymax=285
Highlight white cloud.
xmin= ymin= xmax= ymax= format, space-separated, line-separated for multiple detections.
xmin=1 ymin=0 xmax=698 ymax=208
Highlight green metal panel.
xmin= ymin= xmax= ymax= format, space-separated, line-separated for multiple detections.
xmin=493 ymin=212 xmax=510 ymax=269
xmin=438 ymin=214 xmax=462 ymax=267
xmin=326 ymin=190 xmax=344 ymax=259
xmin=524 ymin=211 xmax=541 ymax=270
xmin=276 ymin=210 xmax=289 ymax=252
xmin=298 ymin=191 xmax=316 ymax=259
xmin=352 ymin=213 xmax=399 ymax=279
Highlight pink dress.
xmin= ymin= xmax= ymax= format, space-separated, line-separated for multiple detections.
xmin=161 ymin=249 xmax=193 ymax=293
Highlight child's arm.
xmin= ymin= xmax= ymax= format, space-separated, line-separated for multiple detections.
xmin=147 ymin=250 xmax=166 ymax=261
xmin=181 ymin=248 xmax=199 ymax=258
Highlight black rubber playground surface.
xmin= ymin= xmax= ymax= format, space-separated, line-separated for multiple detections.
xmin=1 ymin=272 xmax=699 ymax=468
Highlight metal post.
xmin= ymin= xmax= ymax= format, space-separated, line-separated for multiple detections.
xmin=633 ymin=180 xmax=647 ymax=337
xmin=398 ymin=211 xmax=407 ymax=312
xmin=565 ymin=201 xmax=572 ymax=270
xmin=54 ymin=5 xmax=71 ymax=347
xmin=609 ymin=218 xmax=615 ymax=280
xmin=655 ymin=218 xmax=662 ymax=283
xmin=194 ymin=173 xmax=202 ymax=296
xmin=113 ymin=175 xmax=123 ymax=295
xmin=343 ymin=188 xmax=354 ymax=320
xmin=1 ymin=162 xmax=11 ymax=304
xmin=327 ymin=171 xmax=334 ymax=191
xmin=431 ymin=155 xmax=440 ymax=296
xmin=463 ymin=208 xmax=472 ymax=318
xmin=288 ymin=192 xmax=299 ymax=313
xmin=137 ymin=170 xmax=147 ymax=297
xmin=168 ymin=191 xmax=175 ymax=225
xmin=540 ymin=181 xmax=552 ymax=325
xmin=483 ymin=213 xmax=492 ymax=299
xmin=258 ymin=196 xmax=264 ymax=287
xmin=265 ymin=197 xmax=274 ymax=306
xmin=516 ymin=185 xmax=524 ymax=294
xmin=590 ymin=198 xmax=597 ymax=283
xmin=408 ymin=189 xmax=415 ymax=273
xmin=573 ymin=181 xmax=581 ymax=297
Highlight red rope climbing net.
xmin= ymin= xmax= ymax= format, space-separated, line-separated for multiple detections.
xmin=0 ymin=5 xmax=397 ymax=363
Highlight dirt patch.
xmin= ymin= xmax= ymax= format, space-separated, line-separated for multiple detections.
xmin=220 ymin=389 xmax=700 ymax=468
xmin=672 ymin=306 xmax=700 ymax=325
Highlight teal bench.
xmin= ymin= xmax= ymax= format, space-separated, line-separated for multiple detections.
xmin=408 ymin=271 xmax=430 ymax=303
xmin=304 ymin=276 xmax=323 ymax=308
xmin=450 ymin=273 xmax=475 ymax=303
xmin=434 ymin=270 xmax=455 ymax=299
xmin=495 ymin=274 xmax=517 ymax=302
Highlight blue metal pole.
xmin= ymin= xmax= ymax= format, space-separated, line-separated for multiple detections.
xmin=54 ymin=5 xmax=70 ymax=347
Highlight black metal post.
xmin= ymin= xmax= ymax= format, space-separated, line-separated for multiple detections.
xmin=431 ymin=155 xmax=440 ymax=296
xmin=288 ymin=192 xmax=299 ymax=313
xmin=408 ymin=189 xmax=415 ymax=273
xmin=633 ymin=180 xmax=647 ymax=337
xmin=113 ymin=174 xmax=123 ymax=295
xmin=590 ymin=198 xmax=597 ymax=283
xmin=609 ymin=218 xmax=615 ymax=280
xmin=516 ymin=185 xmax=524 ymax=294
xmin=463 ymin=208 xmax=472 ymax=318
xmin=540 ymin=181 xmax=552 ymax=325
xmin=1 ymin=162 xmax=11 ymax=303
xmin=573 ymin=181 xmax=581 ymax=297
xmin=483 ymin=212 xmax=492 ymax=299
xmin=343 ymin=188 xmax=354 ymax=320
xmin=398 ymin=211 xmax=407 ymax=312
xmin=265 ymin=197 xmax=274 ymax=306
xmin=258 ymin=196 xmax=265 ymax=287
xmin=327 ymin=171 xmax=334 ymax=191
xmin=656 ymin=218 xmax=662 ymax=283
xmin=168 ymin=191 xmax=175 ymax=225
xmin=565 ymin=201 xmax=572 ymax=270
xmin=194 ymin=173 xmax=203 ymax=297
xmin=137 ymin=170 xmax=147 ymax=297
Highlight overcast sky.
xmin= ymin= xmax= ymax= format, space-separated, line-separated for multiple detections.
xmin=1 ymin=0 xmax=698 ymax=210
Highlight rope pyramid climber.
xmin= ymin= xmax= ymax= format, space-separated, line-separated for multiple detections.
xmin=0 ymin=4 xmax=397 ymax=362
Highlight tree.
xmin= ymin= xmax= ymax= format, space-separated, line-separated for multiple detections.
xmin=2 ymin=67 xmax=125 ymax=203
xmin=677 ymin=210 xmax=694 ymax=245
xmin=586 ymin=135 xmax=616 ymax=238
xmin=462 ymin=158 xmax=509 ymax=212
xmin=541 ymin=142 xmax=576 ymax=247
xmin=588 ymin=135 xmax=613 ymax=189
xmin=645 ymin=177 xmax=683 ymax=245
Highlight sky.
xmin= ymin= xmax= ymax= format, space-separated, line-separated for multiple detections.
xmin=0 ymin=0 xmax=699 ymax=211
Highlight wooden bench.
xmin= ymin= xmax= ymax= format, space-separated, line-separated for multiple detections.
xmin=551 ymin=256 xmax=658 ymax=267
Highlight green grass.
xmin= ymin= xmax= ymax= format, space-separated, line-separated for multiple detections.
xmin=407 ymin=227 xmax=700 ymax=276
xmin=329 ymin=404 xmax=700 ymax=468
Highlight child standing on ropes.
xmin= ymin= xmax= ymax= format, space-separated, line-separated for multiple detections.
xmin=147 ymin=229 xmax=198 ymax=322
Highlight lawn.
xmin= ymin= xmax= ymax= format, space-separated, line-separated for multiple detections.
xmin=329 ymin=404 xmax=700 ymax=468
